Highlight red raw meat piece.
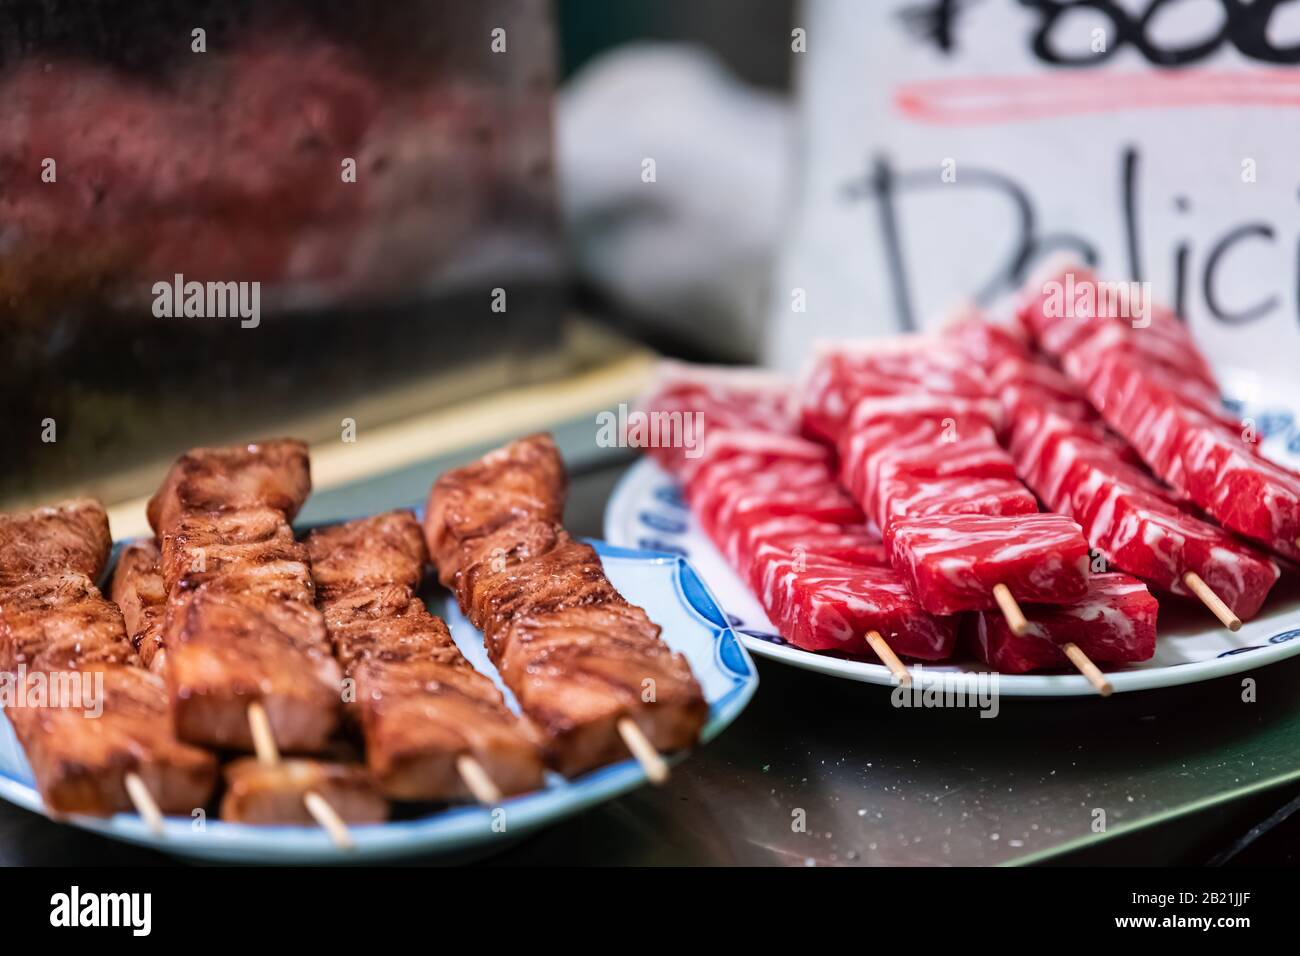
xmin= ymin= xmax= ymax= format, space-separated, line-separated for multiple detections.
xmin=1017 ymin=263 xmax=1217 ymax=390
xmin=946 ymin=314 xmax=1033 ymax=367
xmin=1068 ymin=346 xmax=1300 ymax=561
xmin=971 ymin=572 xmax=1158 ymax=673
xmin=1170 ymin=405 xmax=1300 ymax=564
xmin=737 ymin=518 xmax=888 ymax=592
xmin=1066 ymin=328 xmax=1237 ymax=429
xmin=636 ymin=362 xmax=797 ymax=474
xmin=1082 ymin=347 xmax=1254 ymax=486
xmin=757 ymin=554 xmax=957 ymax=660
xmin=1008 ymin=402 xmax=1175 ymax=508
xmin=799 ymin=340 xmax=989 ymax=445
xmin=684 ymin=442 xmax=818 ymax=501
xmin=698 ymin=460 xmax=853 ymax=541
xmin=991 ymin=356 xmax=1092 ymax=418
xmin=888 ymin=512 xmax=1090 ymax=615
xmin=837 ymin=395 xmax=1013 ymax=517
xmin=993 ymin=354 xmax=1149 ymax=471
xmin=718 ymin=485 xmax=864 ymax=566
xmin=844 ymin=430 xmax=1022 ymax=527
xmin=873 ymin=474 xmax=1038 ymax=544
xmin=1011 ymin=406 xmax=1279 ymax=618
xmin=678 ymin=429 xmax=830 ymax=486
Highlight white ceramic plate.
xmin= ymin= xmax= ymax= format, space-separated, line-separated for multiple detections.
xmin=0 ymin=540 xmax=757 ymax=864
xmin=604 ymin=370 xmax=1300 ymax=697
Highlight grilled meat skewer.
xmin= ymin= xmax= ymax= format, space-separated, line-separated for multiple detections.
xmin=424 ymin=434 xmax=707 ymax=777
xmin=146 ymin=440 xmax=342 ymax=752
xmin=0 ymin=500 xmax=216 ymax=817
xmin=305 ymin=510 xmax=545 ymax=802
xmin=110 ymin=539 xmax=168 ymax=672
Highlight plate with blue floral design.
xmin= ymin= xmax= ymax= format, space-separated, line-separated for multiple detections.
xmin=0 ymin=538 xmax=757 ymax=863
xmin=605 ymin=372 xmax=1300 ymax=697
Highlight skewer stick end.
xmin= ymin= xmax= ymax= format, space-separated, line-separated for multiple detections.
xmin=992 ymin=583 xmax=1030 ymax=638
xmin=124 ymin=771 xmax=165 ymax=836
xmin=618 ymin=717 xmax=670 ymax=785
xmin=303 ymin=791 xmax=354 ymax=850
xmin=456 ymin=753 xmax=504 ymax=806
xmin=865 ymin=630 xmax=911 ymax=686
xmin=1182 ymin=571 xmax=1242 ymax=632
xmin=1061 ymin=642 xmax=1113 ymax=697
xmin=246 ymin=700 xmax=281 ymax=766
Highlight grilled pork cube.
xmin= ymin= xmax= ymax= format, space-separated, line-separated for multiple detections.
xmin=0 ymin=572 xmax=138 ymax=672
xmin=352 ymin=658 xmax=544 ymax=799
xmin=325 ymin=593 xmax=462 ymax=672
xmin=158 ymin=507 xmax=301 ymax=592
xmin=147 ymin=439 xmax=311 ymax=535
xmin=457 ymin=526 xmax=621 ymax=650
xmin=163 ymin=587 xmax=342 ymax=752
xmin=305 ymin=510 xmax=425 ymax=600
xmin=110 ymin=540 xmax=168 ymax=671
xmin=0 ymin=499 xmax=111 ymax=587
xmin=423 ymin=433 xmax=566 ymax=580
xmin=497 ymin=603 xmax=706 ymax=776
xmin=6 ymin=663 xmax=217 ymax=816
xmin=220 ymin=757 xmax=387 ymax=825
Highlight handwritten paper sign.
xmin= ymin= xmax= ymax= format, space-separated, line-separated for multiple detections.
xmin=765 ymin=0 xmax=1300 ymax=381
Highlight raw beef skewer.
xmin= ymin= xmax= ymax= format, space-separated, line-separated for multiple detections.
xmin=970 ymin=572 xmax=1158 ymax=687
xmin=639 ymin=364 xmax=957 ymax=681
xmin=1019 ymin=264 xmax=1300 ymax=565
xmin=991 ymin=352 xmax=1279 ymax=628
xmin=806 ymin=339 xmax=1124 ymax=691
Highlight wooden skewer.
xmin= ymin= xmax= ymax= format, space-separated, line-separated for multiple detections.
xmin=617 ymin=718 xmax=669 ymax=785
xmin=1182 ymin=571 xmax=1241 ymax=631
xmin=246 ymin=701 xmax=352 ymax=849
xmin=988 ymin=589 xmax=1113 ymax=695
xmin=456 ymin=754 xmax=504 ymax=806
xmin=303 ymin=791 xmax=353 ymax=849
xmin=124 ymin=771 xmax=165 ymax=836
xmin=865 ymin=630 xmax=911 ymax=686
xmin=1061 ymin=642 xmax=1113 ymax=697
xmin=247 ymin=700 xmax=280 ymax=767
xmin=992 ymin=583 xmax=1029 ymax=637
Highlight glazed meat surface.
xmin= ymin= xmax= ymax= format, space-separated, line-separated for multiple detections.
xmin=423 ymin=434 xmax=566 ymax=581
xmin=0 ymin=499 xmax=110 ymax=587
xmin=8 ymin=663 xmax=217 ymax=815
xmin=110 ymin=540 xmax=168 ymax=671
xmin=220 ymin=756 xmax=387 ymax=825
xmin=305 ymin=511 xmax=544 ymax=800
xmin=424 ymin=434 xmax=707 ymax=776
xmin=0 ymin=500 xmax=216 ymax=816
xmin=1 ymin=571 xmax=137 ymax=672
xmin=147 ymin=441 xmax=341 ymax=753
xmin=146 ymin=439 xmax=311 ymax=536
xmin=306 ymin=509 xmax=425 ymax=599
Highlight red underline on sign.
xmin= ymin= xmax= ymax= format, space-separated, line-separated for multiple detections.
xmin=894 ymin=69 xmax=1300 ymax=125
